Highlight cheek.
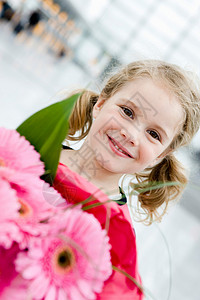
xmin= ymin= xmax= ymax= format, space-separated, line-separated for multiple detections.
xmin=88 ymin=121 xmax=108 ymax=149
xmin=92 ymin=118 xmax=114 ymax=137
xmin=139 ymin=143 xmax=157 ymax=162
xmin=90 ymin=119 xmax=104 ymax=136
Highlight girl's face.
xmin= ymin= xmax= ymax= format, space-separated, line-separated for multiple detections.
xmin=88 ymin=77 xmax=184 ymax=175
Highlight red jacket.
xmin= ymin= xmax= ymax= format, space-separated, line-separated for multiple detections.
xmin=53 ymin=163 xmax=144 ymax=300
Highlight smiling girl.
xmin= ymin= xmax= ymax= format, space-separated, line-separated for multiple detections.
xmin=59 ymin=60 xmax=200 ymax=223
xmin=56 ymin=60 xmax=200 ymax=299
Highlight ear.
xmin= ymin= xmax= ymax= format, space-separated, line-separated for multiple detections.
xmin=148 ymin=148 xmax=173 ymax=168
xmin=93 ymin=96 xmax=106 ymax=118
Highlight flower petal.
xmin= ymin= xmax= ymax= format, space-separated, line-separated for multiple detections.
xmin=21 ymin=264 xmax=41 ymax=279
xmin=69 ymin=285 xmax=85 ymax=300
xmin=77 ymin=279 xmax=95 ymax=300
xmin=0 ymin=127 xmax=44 ymax=176
xmin=45 ymin=285 xmax=57 ymax=300
xmin=29 ymin=274 xmax=50 ymax=299
xmin=57 ymin=288 xmax=68 ymax=300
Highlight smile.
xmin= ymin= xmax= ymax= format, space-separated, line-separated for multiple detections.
xmin=107 ymin=135 xmax=133 ymax=158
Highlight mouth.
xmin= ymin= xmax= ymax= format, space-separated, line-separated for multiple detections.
xmin=107 ymin=135 xmax=133 ymax=158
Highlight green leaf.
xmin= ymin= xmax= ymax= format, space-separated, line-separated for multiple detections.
xmin=131 ymin=181 xmax=182 ymax=195
xmin=16 ymin=93 xmax=80 ymax=183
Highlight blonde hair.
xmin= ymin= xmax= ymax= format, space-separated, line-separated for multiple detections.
xmin=66 ymin=60 xmax=200 ymax=224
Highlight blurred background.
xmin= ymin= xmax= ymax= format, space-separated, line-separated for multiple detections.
xmin=0 ymin=0 xmax=200 ymax=299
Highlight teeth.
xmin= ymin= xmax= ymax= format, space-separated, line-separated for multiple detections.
xmin=112 ymin=140 xmax=128 ymax=155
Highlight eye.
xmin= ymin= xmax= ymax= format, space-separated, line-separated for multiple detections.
xmin=120 ymin=106 xmax=134 ymax=119
xmin=147 ymin=129 xmax=161 ymax=141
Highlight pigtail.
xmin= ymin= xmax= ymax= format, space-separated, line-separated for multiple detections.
xmin=66 ymin=89 xmax=99 ymax=141
xmin=131 ymin=154 xmax=188 ymax=225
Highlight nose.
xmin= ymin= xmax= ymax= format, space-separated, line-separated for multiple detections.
xmin=120 ymin=128 xmax=139 ymax=146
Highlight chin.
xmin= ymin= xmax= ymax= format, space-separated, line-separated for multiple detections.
xmin=96 ymin=158 xmax=121 ymax=173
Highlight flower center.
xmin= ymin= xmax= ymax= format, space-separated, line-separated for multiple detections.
xmin=0 ymin=157 xmax=5 ymax=167
xmin=53 ymin=245 xmax=75 ymax=274
xmin=58 ymin=250 xmax=73 ymax=268
xmin=18 ymin=198 xmax=32 ymax=217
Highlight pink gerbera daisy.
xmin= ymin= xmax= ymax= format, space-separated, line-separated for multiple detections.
xmin=13 ymin=180 xmax=65 ymax=249
xmin=15 ymin=208 xmax=112 ymax=300
xmin=0 ymin=127 xmax=44 ymax=177
xmin=0 ymin=172 xmax=61 ymax=249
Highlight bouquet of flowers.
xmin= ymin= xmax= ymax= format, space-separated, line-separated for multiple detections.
xmin=0 ymin=95 xmax=144 ymax=300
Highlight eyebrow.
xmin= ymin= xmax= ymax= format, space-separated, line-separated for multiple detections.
xmin=121 ymin=98 xmax=170 ymax=140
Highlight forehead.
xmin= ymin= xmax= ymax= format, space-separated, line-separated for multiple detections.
xmin=112 ymin=77 xmax=171 ymax=99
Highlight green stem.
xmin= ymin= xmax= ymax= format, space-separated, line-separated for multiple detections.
xmin=112 ymin=265 xmax=157 ymax=300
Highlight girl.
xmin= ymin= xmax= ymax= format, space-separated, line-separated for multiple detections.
xmin=59 ymin=59 xmax=200 ymax=223
xmin=54 ymin=60 xmax=200 ymax=299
